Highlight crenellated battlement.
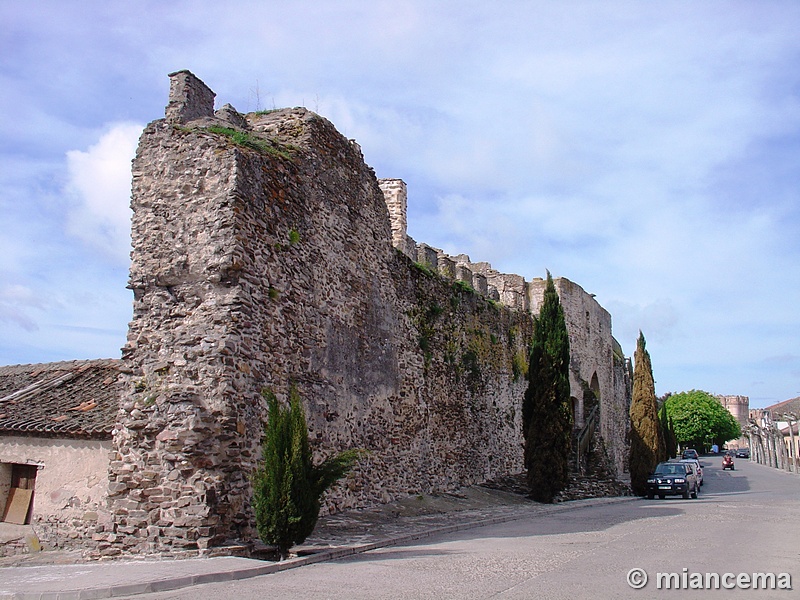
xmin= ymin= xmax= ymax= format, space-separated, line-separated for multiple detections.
xmin=377 ymin=179 xmax=535 ymax=312
xmin=375 ymin=177 xmax=627 ymax=451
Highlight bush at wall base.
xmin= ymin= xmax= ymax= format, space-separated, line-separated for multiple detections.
xmin=252 ymin=386 xmax=363 ymax=560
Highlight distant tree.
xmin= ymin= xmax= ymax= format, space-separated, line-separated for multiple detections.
xmin=628 ymin=332 xmax=665 ymax=495
xmin=659 ymin=401 xmax=678 ymax=459
xmin=252 ymin=386 xmax=363 ymax=560
xmin=523 ymin=272 xmax=573 ymax=503
xmin=664 ymin=390 xmax=741 ymax=451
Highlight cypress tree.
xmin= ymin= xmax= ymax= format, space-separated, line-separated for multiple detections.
xmin=252 ymin=386 xmax=362 ymax=559
xmin=659 ymin=401 xmax=677 ymax=459
xmin=523 ymin=272 xmax=573 ymax=503
xmin=667 ymin=416 xmax=678 ymax=459
xmin=628 ymin=332 xmax=665 ymax=495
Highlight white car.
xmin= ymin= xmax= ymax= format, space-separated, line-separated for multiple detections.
xmin=679 ymin=458 xmax=704 ymax=486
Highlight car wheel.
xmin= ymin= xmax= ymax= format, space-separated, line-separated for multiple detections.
xmin=731 ymin=466 xmax=735 ymax=470
xmin=682 ymin=490 xmax=690 ymax=499
xmin=658 ymin=494 xmax=665 ymax=500
xmin=646 ymin=493 xmax=654 ymax=500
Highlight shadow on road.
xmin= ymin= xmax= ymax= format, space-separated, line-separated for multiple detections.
xmin=333 ymin=459 xmax=772 ymax=566
xmin=356 ymin=465 xmax=761 ymax=563
xmin=351 ymin=501 xmax=686 ymax=564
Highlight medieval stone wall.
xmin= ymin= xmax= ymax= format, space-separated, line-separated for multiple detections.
xmin=108 ymin=71 xmax=536 ymax=556
xmin=379 ymin=191 xmax=632 ymax=476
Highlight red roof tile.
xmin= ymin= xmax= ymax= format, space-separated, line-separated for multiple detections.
xmin=0 ymin=359 xmax=120 ymax=439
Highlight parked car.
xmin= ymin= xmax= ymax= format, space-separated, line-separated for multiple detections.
xmin=679 ymin=458 xmax=704 ymax=486
xmin=646 ymin=462 xmax=699 ymax=499
xmin=682 ymin=449 xmax=699 ymax=460
xmin=722 ymin=454 xmax=735 ymax=470
xmin=736 ymin=448 xmax=750 ymax=459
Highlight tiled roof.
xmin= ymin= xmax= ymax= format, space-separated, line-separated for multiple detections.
xmin=763 ymin=396 xmax=800 ymax=417
xmin=0 ymin=359 xmax=121 ymax=439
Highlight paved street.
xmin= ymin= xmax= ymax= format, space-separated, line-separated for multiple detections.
xmin=129 ymin=457 xmax=799 ymax=600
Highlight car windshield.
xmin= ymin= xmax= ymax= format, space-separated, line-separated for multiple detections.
xmin=654 ymin=464 xmax=684 ymax=475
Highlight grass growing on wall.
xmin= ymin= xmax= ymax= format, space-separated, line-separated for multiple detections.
xmin=512 ymin=349 xmax=528 ymax=381
xmin=205 ymin=125 xmax=295 ymax=160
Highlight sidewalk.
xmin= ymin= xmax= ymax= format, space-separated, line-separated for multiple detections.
xmin=0 ymin=485 xmax=635 ymax=600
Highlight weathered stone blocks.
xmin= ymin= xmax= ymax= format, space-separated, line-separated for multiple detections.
xmin=106 ymin=71 xmax=631 ymax=558
xmin=166 ymin=70 xmax=215 ymax=124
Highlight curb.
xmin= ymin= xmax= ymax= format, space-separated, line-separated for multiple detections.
xmin=2 ymin=496 xmax=637 ymax=600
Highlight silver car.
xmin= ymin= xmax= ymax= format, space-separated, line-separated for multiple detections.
xmin=679 ymin=458 xmax=704 ymax=486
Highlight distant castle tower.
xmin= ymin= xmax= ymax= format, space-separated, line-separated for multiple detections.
xmin=717 ymin=395 xmax=750 ymax=448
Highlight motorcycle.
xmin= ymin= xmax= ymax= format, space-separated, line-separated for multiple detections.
xmin=722 ymin=454 xmax=735 ymax=470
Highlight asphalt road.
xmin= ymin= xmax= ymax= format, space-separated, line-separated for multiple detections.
xmin=129 ymin=456 xmax=800 ymax=600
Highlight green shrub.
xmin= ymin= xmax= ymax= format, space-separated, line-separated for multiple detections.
xmin=252 ymin=386 xmax=363 ymax=559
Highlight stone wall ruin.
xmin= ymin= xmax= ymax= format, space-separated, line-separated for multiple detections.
xmin=106 ymin=70 xmax=631 ymax=556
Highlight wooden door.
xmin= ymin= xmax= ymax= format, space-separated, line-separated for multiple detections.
xmin=2 ymin=464 xmax=37 ymax=524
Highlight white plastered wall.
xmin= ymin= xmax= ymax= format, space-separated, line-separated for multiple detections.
xmin=0 ymin=436 xmax=111 ymax=521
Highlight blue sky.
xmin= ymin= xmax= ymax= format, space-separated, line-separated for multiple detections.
xmin=2 ymin=1 xmax=799 ymax=408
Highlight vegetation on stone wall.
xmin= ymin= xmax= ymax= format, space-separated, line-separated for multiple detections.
xmin=411 ymin=260 xmax=437 ymax=278
xmin=408 ymin=271 xmax=516 ymax=391
xmin=252 ymin=387 xmax=362 ymax=560
xmin=452 ymin=279 xmax=475 ymax=295
xmin=410 ymin=302 xmax=444 ymax=366
xmin=203 ymin=125 xmax=296 ymax=160
xmin=663 ymin=390 xmax=741 ymax=451
xmin=511 ymin=349 xmax=528 ymax=381
xmin=523 ymin=272 xmax=572 ymax=503
xmin=628 ymin=332 xmax=665 ymax=495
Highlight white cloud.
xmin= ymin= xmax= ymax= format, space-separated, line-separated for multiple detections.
xmin=0 ymin=284 xmax=48 ymax=331
xmin=64 ymin=123 xmax=141 ymax=264
xmin=2 ymin=0 xmax=800 ymax=402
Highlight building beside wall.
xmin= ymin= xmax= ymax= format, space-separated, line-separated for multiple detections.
xmin=1 ymin=71 xmax=633 ymax=557
xmin=0 ymin=360 xmax=119 ymax=555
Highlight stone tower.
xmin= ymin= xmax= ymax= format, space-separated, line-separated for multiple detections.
xmin=717 ymin=394 xmax=750 ymax=448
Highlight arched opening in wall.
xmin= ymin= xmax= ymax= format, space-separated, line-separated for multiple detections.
xmin=590 ymin=372 xmax=601 ymax=403
xmin=581 ymin=371 xmax=601 ymax=426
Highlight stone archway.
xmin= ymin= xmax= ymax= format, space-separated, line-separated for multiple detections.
xmin=590 ymin=372 xmax=600 ymax=401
